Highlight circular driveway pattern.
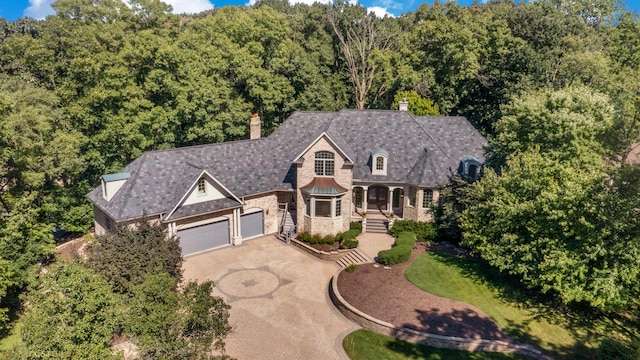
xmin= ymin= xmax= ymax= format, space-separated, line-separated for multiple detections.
xmin=182 ymin=236 xmax=357 ymax=360
xmin=217 ymin=266 xmax=287 ymax=301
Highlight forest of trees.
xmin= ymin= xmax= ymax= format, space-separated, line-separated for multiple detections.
xmin=0 ymin=0 xmax=639 ymax=354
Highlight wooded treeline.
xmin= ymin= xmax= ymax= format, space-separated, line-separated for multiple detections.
xmin=0 ymin=0 xmax=639 ymax=337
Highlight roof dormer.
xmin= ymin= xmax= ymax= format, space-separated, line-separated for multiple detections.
xmin=371 ymin=148 xmax=388 ymax=176
xmin=101 ymin=172 xmax=130 ymax=201
xmin=458 ymin=156 xmax=482 ymax=181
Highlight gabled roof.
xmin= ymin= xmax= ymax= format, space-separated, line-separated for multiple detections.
xmin=87 ymin=109 xmax=488 ymax=221
xmin=292 ymin=132 xmax=355 ymax=164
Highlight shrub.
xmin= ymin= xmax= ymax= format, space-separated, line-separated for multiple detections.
xmin=345 ymin=264 xmax=357 ymax=273
xmin=377 ymin=232 xmax=416 ymax=266
xmin=88 ymin=220 xmax=182 ymax=294
xmin=389 ymin=220 xmax=436 ymax=242
xmin=341 ymin=238 xmax=358 ymax=249
xmin=349 ymin=221 xmax=362 ymax=234
xmin=298 ymin=232 xmax=340 ymax=245
xmin=341 ymin=229 xmax=360 ymax=241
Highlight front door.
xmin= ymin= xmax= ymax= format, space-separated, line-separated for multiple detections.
xmin=367 ymin=186 xmax=388 ymax=211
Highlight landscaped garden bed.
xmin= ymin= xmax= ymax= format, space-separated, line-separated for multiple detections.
xmin=293 ymin=222 xmax=362 ymax=260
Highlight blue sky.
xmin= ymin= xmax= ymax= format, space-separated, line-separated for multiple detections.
xmin=0 ymin=0 xmax=639 ymax=21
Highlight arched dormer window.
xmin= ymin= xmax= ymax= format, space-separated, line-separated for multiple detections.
xmin=314 ymin=151 xmax=335 ymax=176
xmin=458 ymin=156 xmax=482 ymax=181
xmin=371 ymin=148 xmax=388 ymax=176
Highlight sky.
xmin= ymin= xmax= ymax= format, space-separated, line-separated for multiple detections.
xmin=0 ymin=0 xmax=639 ymax=21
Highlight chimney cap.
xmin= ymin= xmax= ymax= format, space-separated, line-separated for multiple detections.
xmin=252 ymin=113 xmax=260 ymax=119
xmin=398 ymin=98 xmax=409 ymax=111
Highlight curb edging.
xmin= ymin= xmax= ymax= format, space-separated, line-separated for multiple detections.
xmin=329 ymin=271 xmax=553 ymax=360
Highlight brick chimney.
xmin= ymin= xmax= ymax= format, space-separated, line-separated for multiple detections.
xmin=250 ymin=113 xmax=261 ymax=139
xmin=398 ymin=98 xmax=409 ymax=112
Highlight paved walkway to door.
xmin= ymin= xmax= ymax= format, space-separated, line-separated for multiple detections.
xmin=182 ymin=236 xmax=359 ymax=360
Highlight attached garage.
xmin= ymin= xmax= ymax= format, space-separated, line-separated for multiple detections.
xmin=177 ymin=219 xmax=230 ymax=256
xmin=240 ymin=210 xmax=264 ymax=239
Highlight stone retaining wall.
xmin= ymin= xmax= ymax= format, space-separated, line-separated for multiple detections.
xmin=291 ymin=238 xmax=355 ymax=261
xmin=329 ymin=271 xmax=553 ymax=360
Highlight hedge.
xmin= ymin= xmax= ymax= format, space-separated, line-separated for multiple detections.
xmin=377 ymin=232 xmax=416 ymax=265
xmin=388 ymin=220 xmax=436 ymax=242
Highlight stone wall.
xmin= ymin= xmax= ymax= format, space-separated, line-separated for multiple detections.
xmin=93 ymin=205 xmax=110 ymax=235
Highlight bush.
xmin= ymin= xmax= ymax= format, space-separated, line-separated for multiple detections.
xmin=349 ymin=221 xmax=362 ymax=234
xmin=345 ymin=264 xmax=357 ymax=273
xmin=389 ymin=220 xmax=436 ymax=242
xmin=341 ymin=238 xmax=358 ymax=249
xmin=88 ymin=220 xmax=182 ymax=294
xmin=298 ymin=232 xmax=339 ymax=245
xmin=377 ymin=232 xmax=416 ymax=265
xmin=341 ymin=229 xmax=360 ymax=241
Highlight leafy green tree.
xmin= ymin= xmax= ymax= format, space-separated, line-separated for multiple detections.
xmin=391 ymin=90 xmax=439 ymax=115
xmin=88 ymin=220 xmax=182 ymax=293
xmin=0 ymin=259 xmax=13 ymax=330
xmin=18 ymin=261 xmax=120 ymax=359
xmin=494 ymin=86 xmax=614 ymax=165
xmin=125 ymin=273 xmax=232 ymax=359
xmin=461 ymin=150 xmax=640 ymax=311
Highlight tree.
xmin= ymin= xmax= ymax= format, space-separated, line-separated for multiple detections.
xmin=461 ymin=150 xmax=640 ymax=311
xmin=328 ymin=1 xmax=396 ymax=109
xmin=88 ymin=220 xmax=182 ymax=293
xmin=124 ymin=273 xmax=232 ymax=359
xmin=391 ymin=90 xmax=439 ymax=115
xmin=494 ymin=86 xmax=614 ymax=165
xmin=18 ymin=262 xmax=120 ymax=359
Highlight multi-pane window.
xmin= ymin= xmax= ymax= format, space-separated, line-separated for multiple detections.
xmin=314 ymin=151 xmax=335 ymax=176
xmin=354 ymin=188 xmax=363 ymax=208
xmin=335 ymin=199 xmax=342 ymax=216
xmin=376 ymin=156 xmax=384 ymax=170
xmin=197 ymin=178 xmax=206 ymax=195
xmin=422 ymin=189 xmax=433 ymax=208
xmin=306 ymin=197 xmax=311 ymax=216
xmin=408 ymin=187 xmax=417 ymax=207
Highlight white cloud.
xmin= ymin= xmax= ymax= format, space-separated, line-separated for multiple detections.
xmin=162 ymin=0 xmax=214 ymax=14
xmin=367 ymin=6 xmax=394 ymax=18
xmin=23 ymin=0 xmax=56 ymax=20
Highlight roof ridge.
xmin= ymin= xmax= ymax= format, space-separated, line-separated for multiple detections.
xmin=114 ymin=152 xmax=149 ymax=219
xmin=409 ymin=113 xmax=451 ymax=161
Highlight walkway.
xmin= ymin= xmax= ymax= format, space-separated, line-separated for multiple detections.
xmin=182 ymin=236 xmax=358 ymax=360
xmin=355 ymin=232 xmax=395 ymax=261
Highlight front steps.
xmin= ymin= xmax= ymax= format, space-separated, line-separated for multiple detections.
xmin=365 ymin=217 xmax=388 ymax=233
xmin=336 ymin=249 xmax=371 ymax=268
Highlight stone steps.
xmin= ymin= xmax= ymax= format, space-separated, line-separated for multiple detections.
xmin=365 ymin=218 xmax=388 ymax=233
xmin=336 ymin=249 xmax=371 ymax=268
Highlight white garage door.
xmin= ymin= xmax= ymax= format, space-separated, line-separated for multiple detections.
xmin=241 ymin=211 xmax=264 ymax=239
xmin=178 ymin=219 xmax=230 ymax=256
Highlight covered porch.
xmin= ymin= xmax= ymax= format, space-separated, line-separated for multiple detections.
xmin=351 ymin=184 xmax=404 ymax=218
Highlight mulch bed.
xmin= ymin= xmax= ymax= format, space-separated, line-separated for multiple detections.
xmin=337 ymin=243 xmax=509 ymax=341
xmin=303 ymin=241 xmax=342 ymax=252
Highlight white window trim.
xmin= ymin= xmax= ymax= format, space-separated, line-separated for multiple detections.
xmin=314 ymin=151 xmax=335 ymax=177
xmin=422 ymin=189 xmax=434 ymax=210
xmin=372 ymin=155 xmax=387 ymax=176
xmin=305 ymin=196 xmax=343 ymax=219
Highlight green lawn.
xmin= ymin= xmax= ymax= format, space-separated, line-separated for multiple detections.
xmin=0 ymin=320 xmax=22 ymax=352
xmin=344 ymin=329 xmax=531 ymax=360
xmin=404 ymin=252 xmax=639 ymax=360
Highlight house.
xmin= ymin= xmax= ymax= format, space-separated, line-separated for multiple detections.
xmin=87 ymin=106 xmax=488 ymax=256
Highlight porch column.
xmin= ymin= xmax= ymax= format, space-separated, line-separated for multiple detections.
xmin=388 ymin=188 xmax=393 ymax=215
xmin=362 ymin=187 xmax=368 ymax=213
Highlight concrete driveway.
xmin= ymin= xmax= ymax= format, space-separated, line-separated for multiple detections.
xmin=182 ymin=235 xmax=358 ymax=360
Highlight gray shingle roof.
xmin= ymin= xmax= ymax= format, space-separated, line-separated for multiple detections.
xmin=87 ymin=109 xmax=487 ymax=221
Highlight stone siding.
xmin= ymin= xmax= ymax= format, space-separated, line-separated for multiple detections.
xmin=296 ymin=136 xmax=353 ymax=236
